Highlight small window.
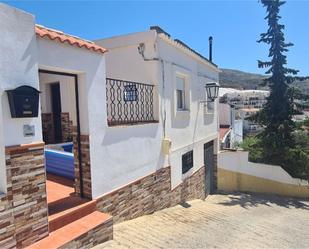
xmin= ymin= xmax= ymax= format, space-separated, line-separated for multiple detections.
xmin=177 ymin=89 xmax=184 ymax=109
xmin=182 ymin=150 xmax=193 ymax=174
xmin=124 ymin=84 xmax=138 ymax=102
xmin=176 ymin=76 xmax=185 ymax=110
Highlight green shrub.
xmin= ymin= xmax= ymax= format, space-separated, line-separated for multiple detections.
xmin=240 ymin=132 xmax=309 ymax=181
xmin=284 ymin=131 xmax=309 ymax=180
xmin=240 ymin=136 xmax=263 ymax=163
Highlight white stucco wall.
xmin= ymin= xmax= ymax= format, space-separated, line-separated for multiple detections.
xmin=91 ymin=31 xmax=165 ymax=197
xmin=0 ymin=4 xmax=42 ymax=147
xmin=37 ymin=38 xmax=106 ymax=135
xmin=230 ymin=119 xmax=243 ymax=147
xmin=0 ymin=4 xmax=107 ymax=198
xmin=39 ymin=73 xmax=77 ymax=125
xmin=95 ymin=30 xmax=219 ymax=196
xmin=37 ymin=36 xmax=108 ymax=199
xmin=0 ymin=4 xmax=43 ymax=192
xmin=218 ymin=150 xmax=308 ymax=186
xmin=156 ymin=36 xmax=219 ymax=188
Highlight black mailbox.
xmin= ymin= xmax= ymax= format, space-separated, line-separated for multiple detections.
xmin=6 ymin=85 xmax=40 ymax=118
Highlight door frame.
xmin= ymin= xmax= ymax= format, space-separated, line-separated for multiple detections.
xmin=39 ymin=69 xmax=84 ymax=198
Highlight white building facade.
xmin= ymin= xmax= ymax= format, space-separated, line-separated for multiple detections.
xmin=95 ymin=27 xmax=220 ymax=197
xmin=0 ymin=4 xmax=220 ymax=248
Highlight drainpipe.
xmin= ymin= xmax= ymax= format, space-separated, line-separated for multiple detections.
xmin=137 ymin=35 xmax=167 ymax=138
xmin=137 ymin=35 xmax=169 ymax=156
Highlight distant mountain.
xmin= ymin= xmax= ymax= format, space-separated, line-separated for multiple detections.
xmin=219 ymin=68 xmax=309 ymax=94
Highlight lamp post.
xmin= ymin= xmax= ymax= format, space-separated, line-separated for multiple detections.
xmin=205 ymin=83 xmax=219 ymax=102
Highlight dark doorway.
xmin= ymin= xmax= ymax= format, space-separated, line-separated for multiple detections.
xmin=204 ymin=140 xmax=215 ymax=197
xmin=51 ymin=83 xmax=62 ymax=143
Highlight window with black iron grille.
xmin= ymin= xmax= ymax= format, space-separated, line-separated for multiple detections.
xmin=182 ymin=150 xmax=193 ymax=174
xmin=106 ymin=78 xmax=155 ymax=126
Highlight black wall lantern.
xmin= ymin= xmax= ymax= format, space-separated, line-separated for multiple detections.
xmin=6 ymin=85 xmax=40 ymax=118
xmin=205 ymin=83 xmax=219 ymax=102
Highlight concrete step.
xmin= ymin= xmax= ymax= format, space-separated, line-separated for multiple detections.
xmin=28 ymin=211 xmax=113 ymax=249
xmin=49 ymin=199 xmax=97 ymax=232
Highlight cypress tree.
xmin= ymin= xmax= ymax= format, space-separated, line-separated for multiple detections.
xmin=257 ymin=0 xmax=305 ymax=164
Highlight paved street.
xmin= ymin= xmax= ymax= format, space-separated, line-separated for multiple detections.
xmin=94 ymin=192 xmax=309 ymax=249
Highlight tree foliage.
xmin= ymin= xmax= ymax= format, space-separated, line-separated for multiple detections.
xmin=248 ymin=0 xmax=309 ymax=180
xmin=257 ymin=1 xmax=298 ymax=161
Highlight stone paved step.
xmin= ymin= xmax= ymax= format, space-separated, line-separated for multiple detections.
xmin=28 ymin=211 xmax=113 ymax=249
xmin=49 ymin=199 xmax=97 ymax=232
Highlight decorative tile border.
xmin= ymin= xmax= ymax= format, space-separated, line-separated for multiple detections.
xmin=96 ymin=166 xmax=206 ymax=223
xmin=72 ymin=129 xmax=92 ymax=199
xmin=0 ymin=142 xmax=49 ymax=249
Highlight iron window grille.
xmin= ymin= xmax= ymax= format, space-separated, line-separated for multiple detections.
xmin=106 ymin=78 xmax=156 ymax=126
xmin=182 ymin=150 xmax=193 ymax=174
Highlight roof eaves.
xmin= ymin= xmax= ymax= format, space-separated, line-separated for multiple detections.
xmin=150 ymin=26 xmax=218 ymax=69
xmin=173 ymin=39 xmax=218 ymax=68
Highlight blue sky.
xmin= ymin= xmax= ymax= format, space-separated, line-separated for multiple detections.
xmin=4 ymin=0 xmax=309 ymax=75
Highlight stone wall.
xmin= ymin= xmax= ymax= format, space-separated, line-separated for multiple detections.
xmin=72 ymin=129 xmax=92 ymax=199
xmin=61 ymin=112 xmax=73 ymax=143
xmin=0 ymin=143 xmax=49 ymax=249
xmin=42 ymin=112 xmax=73 ymax=144
xmin=96 ymin=166 xmax=206 ymax=223
xmin=170 ymin=167 xmax=206 ymax=207
xmin=0 ymin=194 xmax=15 ymax=249
xmin=41 ymin=113 xmax=54 ymax=144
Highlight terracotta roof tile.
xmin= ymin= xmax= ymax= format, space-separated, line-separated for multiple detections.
xmin=35 ymin=25 xmax=107 ymax=54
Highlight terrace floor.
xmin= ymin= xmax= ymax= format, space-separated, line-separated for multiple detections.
xmin=46 ymin=174 xmax=89 ymax=221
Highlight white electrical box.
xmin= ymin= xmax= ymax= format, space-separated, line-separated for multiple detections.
xmin=162 ymin=138 xmax=171 ymax=155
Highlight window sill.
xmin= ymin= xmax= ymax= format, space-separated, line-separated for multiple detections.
xmin=174 ymin=109 xmax=190 ymax=121
xmin=108 ymin=120 xmax=159 ymax=127
xmin=177 ymin=109 xmax=190 ymax=113
xmin=182 ymin=167 xmax=194 ymax=180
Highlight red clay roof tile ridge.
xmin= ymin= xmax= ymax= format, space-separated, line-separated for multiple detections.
xmin=35 ymin=24 xmax=107 ymax=54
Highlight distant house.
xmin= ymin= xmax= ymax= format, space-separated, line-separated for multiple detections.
xmin=219 ymin=88 xmax=269 ymax=109
xmin=219 ymin=88 xmax=269 ymax=146
xmin=0 ymin=4 xmax=220 ymax=249
xmin=219 ymin=103 xmax=243 ymax=149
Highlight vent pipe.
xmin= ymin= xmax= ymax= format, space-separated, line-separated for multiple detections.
xmin=209 ymin=36 xmax=213 ymax=62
